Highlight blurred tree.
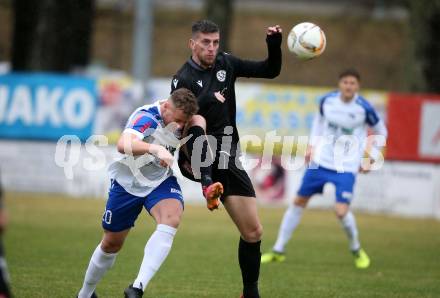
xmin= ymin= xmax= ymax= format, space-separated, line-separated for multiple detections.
xmin=205 ymin=0 xmax=234 ymax=52
xmin=405 ymin=0 xmax=440 ymax=92
xmin=11 ymin=0 xmax=95 ymax=72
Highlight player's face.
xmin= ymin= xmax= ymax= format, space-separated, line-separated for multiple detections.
xmin=190 ymin=32 xmax=220 ymax=68
xmin=162 ymin=102 xmax=189 ymax=134
xmin=338 ymin=75 xmax=360 ymax=101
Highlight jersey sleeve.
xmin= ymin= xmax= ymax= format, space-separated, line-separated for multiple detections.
xmin=123 ymin=111 xmax=159 ymax=140
xmin=359 ymin=98 xmax=388 ymax=161
xmin=366 ymin=119 xmax=388 ymax=161
xmin=318 ymin=95 xmax=326 ymax=116
xmin=358 ymin=98 xmax=380 ymax=126
xmin=227 ymin=33 xmax=282 ymax=79
xmin=310 ymin=112 xmax=325 ymax=138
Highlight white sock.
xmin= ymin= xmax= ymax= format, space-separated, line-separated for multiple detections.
xmin=78 ymin=244 xmax=117 ymax=298
xmin=340 ymin=211 xmax=361 ymax=252
xmin=273 ymin=204 xmax=304 ymax=253
xmin=133 ymin=224 xmax=177 ymax=291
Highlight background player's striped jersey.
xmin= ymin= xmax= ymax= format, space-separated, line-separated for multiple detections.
xmin=310 ymin=91 xmax=388 ymax=173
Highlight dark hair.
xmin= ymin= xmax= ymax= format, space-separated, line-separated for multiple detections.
xmin=339 ymin=68 xmax=361 ymax=81
xmin=192 ymin=20 xmax=219 ymax=36
xmin=170 ymin=88 xmax=199 ymax=116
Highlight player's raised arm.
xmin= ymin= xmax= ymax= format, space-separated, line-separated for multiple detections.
xmin=228 ymin=25 xmax=282 ymax=79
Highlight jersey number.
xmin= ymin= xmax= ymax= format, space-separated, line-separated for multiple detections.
xmin=102 ymin=210 xmax=112 ymax=224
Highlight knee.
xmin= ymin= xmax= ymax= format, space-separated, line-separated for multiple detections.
xmin=157 ymin=213 xmax=182 ymax=228
xmin=242 ymin=223 xmax=263 ymax=243
xmin=294 ymin=196 xmax=309 ymax=208
xmin=335 ymin=209 xmax=348 ymax=219
xmin=335 ymin=204 xmax=349 ymax=219
xmin=101 ymin=237 xmax=124 ymax=253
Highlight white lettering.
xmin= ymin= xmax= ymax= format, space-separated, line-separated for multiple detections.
xmin=363 ymin=134 xmax=387 ymax=171
xmin=83 ymin=135 xmax=108 ymax=171
xmin=63 ymin=89 xmax=94 ymax=128
xmin=7 ymin=85 xmax=32 ymax=125
xmin=0 ymin=86 xmax=8 ymax=123
xmin=261 ymin=130 xmax=282 ymax=170
xmin=54 ymin=135 xmax=81 ymax=179
xmin=239 ymin=134 xmax=261 ymax=171
xmin=280 ymin=136 xmax=308 ymax=171
xmin=35 ymin=86 xmax=63 ymax=126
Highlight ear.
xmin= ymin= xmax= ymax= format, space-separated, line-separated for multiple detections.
xmin=189 ymin=38 xmax=195 ymax=50
xmin=164 ymin=100 xmax=170 ymax=109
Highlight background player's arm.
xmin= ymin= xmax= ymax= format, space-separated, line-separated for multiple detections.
xmin=306 ymin=112 xmax=325 ymax=163
xmin=361 ymin=106 xmax=388 ymax=172
xmin=363 ymin=119 xmax=387 ymax=158
xmin=306 ymin=96 xmax=326 ymax=163
xmin=228 ymin=25 xmax=282 ymax=79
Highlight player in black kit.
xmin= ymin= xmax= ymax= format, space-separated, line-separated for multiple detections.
xmin=171 ymin=20 xmax=282 ymax=298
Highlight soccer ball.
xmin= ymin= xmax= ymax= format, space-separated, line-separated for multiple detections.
xmin=287 ymin=22 xmax=326 ymax=60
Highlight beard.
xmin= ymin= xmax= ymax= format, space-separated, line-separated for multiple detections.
xmin=199 ymin=55 xmax=216 ymax=68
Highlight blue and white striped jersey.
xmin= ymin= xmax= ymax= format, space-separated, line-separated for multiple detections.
xmin=108 ymin=100 xmax=180 ymax=197
xmin=310 ymin=91 xmax=387 ymax=173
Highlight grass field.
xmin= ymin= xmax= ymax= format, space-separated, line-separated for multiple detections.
xmin=5 ymin=192 xmax=440 ymax=297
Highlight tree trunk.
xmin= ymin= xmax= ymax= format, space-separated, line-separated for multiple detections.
xmin=407 ymin=0 xmax=440 ymax=92
xmin=205 ymin=0 xmax=234 ymax=53
xmin=11 ymin=0 xmax=95 ymax=72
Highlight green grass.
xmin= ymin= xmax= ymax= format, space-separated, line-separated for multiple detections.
xmin=5 ymin=192 xmax=440 ymax=297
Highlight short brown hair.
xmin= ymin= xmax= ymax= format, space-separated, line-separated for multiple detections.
xmin=192 ymin=20 xmax=219 ymax=36
xmin=339 ymin=68 xmax=361 ymax=81
xmin=170 ymin=88 xmax=198 ymax=116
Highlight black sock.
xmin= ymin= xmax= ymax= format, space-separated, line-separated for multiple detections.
xmin=186 ymin=126 xmax=213 ymax=188
xmin=239 ymin=238 xmax=261 ymax=298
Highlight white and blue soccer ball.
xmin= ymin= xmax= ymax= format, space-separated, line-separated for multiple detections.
xmin=287 ymin=22 xmax=326 ymax=60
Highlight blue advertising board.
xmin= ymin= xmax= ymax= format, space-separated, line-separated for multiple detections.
xmin=0 ymin=73 xmax=97 ymax=141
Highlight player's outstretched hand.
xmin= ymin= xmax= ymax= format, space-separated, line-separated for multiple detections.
xmin=359 ymin=158 xmax=375 ymax=174
xmin=267 ymin=25 xmax=282 ymax=35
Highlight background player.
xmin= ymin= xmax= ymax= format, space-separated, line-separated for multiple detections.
xmin=261 ymin=69 xmax=388 ymax=269
xmin=77 ymin=88 xmax=198 ymax=298
xmin=171 ymin=20 xmax=282 ymax=298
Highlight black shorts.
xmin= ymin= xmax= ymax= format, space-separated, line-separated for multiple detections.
xmin=178 ymin=150 xmax=256 ymax=201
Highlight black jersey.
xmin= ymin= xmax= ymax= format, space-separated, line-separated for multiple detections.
xmin=171 ymin=33 xmax=282 ymax=154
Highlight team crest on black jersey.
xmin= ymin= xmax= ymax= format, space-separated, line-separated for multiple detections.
xmin=216 ymin=70 xmax=226 ymax=82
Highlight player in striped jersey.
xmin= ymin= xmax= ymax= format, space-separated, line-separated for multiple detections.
xmin=78 ymin=88 xmax=198 ymax=298
xmin=262 ymin=69 xmax=387 ymax=269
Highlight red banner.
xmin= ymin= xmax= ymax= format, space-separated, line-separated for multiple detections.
xmin=386 ymin=93 xmax=440 ymax=163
